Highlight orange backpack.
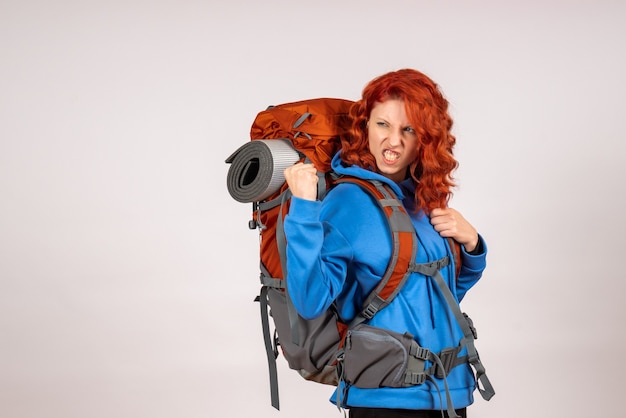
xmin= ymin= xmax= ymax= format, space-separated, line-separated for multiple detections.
xmin=228 ymin=98 xmax=353 ymax=280
xmin=225 ymin=98 xmax=479 ymax=412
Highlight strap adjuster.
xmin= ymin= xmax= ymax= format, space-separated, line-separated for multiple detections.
xmin=361 ymin=303 xmax=379 ymax=319
xmin=404 ymin=371 xmax=426 ymax=385
xmin=435 ymin=346 xmax=461 ymax=379
xmin=429 ymin=256 xmax=450 ymax=271
xmin=463 ymin=312 xmax=478 ymax=339
xmin=259 ymin=272 xmax=286 ymax=289
xmin=409 ymin=343 xmax=430 ymax=361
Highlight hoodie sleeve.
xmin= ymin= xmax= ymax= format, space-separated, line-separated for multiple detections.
xmin=455 ymin=234 xmax=488 ymax=301
xmin=283 ymin=196 xmax=354 ymax=320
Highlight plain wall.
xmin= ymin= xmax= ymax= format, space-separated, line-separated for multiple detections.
xmin=1 ymin=1 xmax=625 ymax=417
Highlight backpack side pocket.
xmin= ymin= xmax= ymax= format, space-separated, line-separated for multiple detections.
xmin=342 ymin=324 xmax=425 ymax=388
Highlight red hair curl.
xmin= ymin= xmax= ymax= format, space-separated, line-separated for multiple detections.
xmin=340 ymin=69 xmax=458 ymax=214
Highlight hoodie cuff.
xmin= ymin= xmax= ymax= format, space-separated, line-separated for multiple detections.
xmin=286 ymin=196 xmax=322 ymax=223
xmin=466 ymin=235 xmax=484 ymax=255
xmin=461 ymin=234 xmax=487 ymax=270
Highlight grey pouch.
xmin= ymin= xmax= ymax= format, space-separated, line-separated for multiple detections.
xmin=342 ymin=323 xmax=426 ymax=388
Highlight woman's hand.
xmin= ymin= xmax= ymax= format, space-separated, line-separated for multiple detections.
xmin=430 ymin=208 xmax=479 ymax=252
xmin=284 ymin=162 xmax=319 ymax=201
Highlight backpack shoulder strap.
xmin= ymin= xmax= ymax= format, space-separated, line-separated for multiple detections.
xmin=333 ymin=176 xmax=418 ymax=327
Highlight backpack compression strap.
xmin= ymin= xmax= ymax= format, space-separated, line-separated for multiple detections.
xmin=258 ymin=189 xmax=293 ymax=411
xmin=257 ymin=267 xmax=281 ymax=410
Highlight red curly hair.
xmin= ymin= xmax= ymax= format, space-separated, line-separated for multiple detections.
xmin=341 ymin=69 xmax=458 ymax=214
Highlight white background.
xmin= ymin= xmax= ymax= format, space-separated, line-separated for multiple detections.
xmin=1 ymin=1 xmax=625 ymax=417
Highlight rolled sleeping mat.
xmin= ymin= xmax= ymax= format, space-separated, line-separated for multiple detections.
xmin=226 ymin=139 xmax=301 ymax=203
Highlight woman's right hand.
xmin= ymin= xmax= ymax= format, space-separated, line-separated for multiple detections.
xmin=284 ymin=162 xmax=319 ymax=201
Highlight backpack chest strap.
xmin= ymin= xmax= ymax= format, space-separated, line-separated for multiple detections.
xmin=410 ymin=256 xmax=450 ymax=276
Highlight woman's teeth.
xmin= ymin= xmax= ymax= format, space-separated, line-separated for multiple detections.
xmin=383 ymin=150 xmax=400 ymax=161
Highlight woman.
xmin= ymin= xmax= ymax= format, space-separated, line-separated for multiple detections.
xmin=283 ymin=69 xmax=487 ymax=418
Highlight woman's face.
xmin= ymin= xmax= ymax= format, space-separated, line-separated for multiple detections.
xmin=367 ymin=99 xmax=419 ymax=183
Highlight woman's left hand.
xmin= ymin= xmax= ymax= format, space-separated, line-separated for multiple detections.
xmin=430 ymin=208 xmax=479 ymax=252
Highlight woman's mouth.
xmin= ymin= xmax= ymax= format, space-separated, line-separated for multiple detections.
xmin=383 ymin=149 xmax=400 ymax=163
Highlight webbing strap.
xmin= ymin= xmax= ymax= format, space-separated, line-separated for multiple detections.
xmin=412 ymin=263 xmax=496 ymax=401
xmin=260 ymin=275 xmax=285 ymax=290
xmin=275 ymin=190 xmax=301 ymax=346
xmin=259 ymin=262 xmax=285 ymax=290
xmin=257 ymin=190 xmax=298 ymax=411
xmin=317 ymin=171 xmax=327 ymax=200
xmin=258 ymin=285 xmax=280 ymax=410
xmin=293 ymin=112 xmax=311 ymax=129
xmin=292 ymin=112 xmax=314 ymax=139
xmin=428 ymin=352 xmax=460 ymax=418
xmin=258 ymin=193 xmax=285 ymax=212
xmin=399 ymin=339 xmax=460 ymax=418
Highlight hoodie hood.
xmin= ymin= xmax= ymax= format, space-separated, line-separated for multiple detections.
xmin=331 ymin=151 xmax=413 ymax=201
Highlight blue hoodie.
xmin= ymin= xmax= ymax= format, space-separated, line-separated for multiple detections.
xmin=283 ymin=152 xmax=487 ymax=411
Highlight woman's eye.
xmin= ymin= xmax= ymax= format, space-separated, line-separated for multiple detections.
xmin=376 ymin=121 xmax=387 ymax=127
xmin=404 ymin=126 xmax=415 ymax=134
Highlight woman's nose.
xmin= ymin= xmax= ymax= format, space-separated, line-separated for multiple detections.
xmin=388 ymin=129 xmax=402 ymax=146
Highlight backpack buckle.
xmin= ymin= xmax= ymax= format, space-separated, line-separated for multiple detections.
xmin=411 ymin=256 xmax=450 ymax=276
xmin=433 ymin=256 xmax=450 ymax=270
xmin=435 ymin=346 xmax=461 ymax=379
xmin=409 ymin=343 xmax=430 ymax=361
xmin=404 ymin=371 xmax=426 ymax=385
